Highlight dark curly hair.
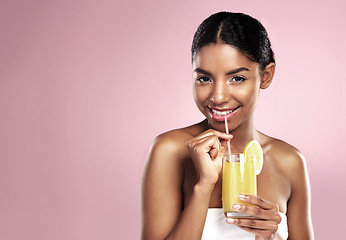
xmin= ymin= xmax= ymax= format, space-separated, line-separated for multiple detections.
xmin=192 ymin=12 xmax=275 ymax=71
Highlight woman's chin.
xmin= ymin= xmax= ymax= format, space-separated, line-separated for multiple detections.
xmin=207 ymin=119 xmax=228 ymax=132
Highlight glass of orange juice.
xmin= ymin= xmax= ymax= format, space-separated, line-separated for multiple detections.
xmin=222 ymin=153 xmax=256 ymax=218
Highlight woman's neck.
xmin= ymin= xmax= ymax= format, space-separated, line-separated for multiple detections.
xmin=231 ymin=116 xmax=258 ymax=152
xmin=204 ymin=116 xmax=258 ymax=153
xmin=231 ymin=130 xmax=258 ymax=153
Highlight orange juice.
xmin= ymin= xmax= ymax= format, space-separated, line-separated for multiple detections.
xmin=222 ymin=153 xmax=256 ymax=218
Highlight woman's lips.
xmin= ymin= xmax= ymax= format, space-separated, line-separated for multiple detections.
xmin=208 ymin=106 xmax=240 ymax=121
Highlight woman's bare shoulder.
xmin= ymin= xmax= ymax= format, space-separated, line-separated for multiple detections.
xmin=151 ymin=121 xmax=206 ymax=153
xmin=147 ymin=121 xmax=206 ymax=164
xmin=259 ymin=133 xmax=307 ymax=176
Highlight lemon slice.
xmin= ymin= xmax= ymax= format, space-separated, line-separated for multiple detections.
xmin=244 ymin=140 xmax=263 ymax=175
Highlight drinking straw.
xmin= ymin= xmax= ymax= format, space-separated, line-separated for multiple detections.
xmin=224 ymin=116 xmax=231 ymax=155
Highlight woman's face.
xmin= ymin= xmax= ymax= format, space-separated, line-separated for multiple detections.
xmin=192 ymin=43 xmax=266 ymax=132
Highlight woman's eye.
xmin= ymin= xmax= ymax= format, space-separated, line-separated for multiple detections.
xmin=196 ymin=76 xmax=212 ymax=83
xmin=231 ymin=76 xmax=246 ymax=83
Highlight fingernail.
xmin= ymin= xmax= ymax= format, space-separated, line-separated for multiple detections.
xmin=239 ymin=194 xmax=246 ymax=200
xmin=226 ymin=218 xmax=235 ymax=224
xmin=233 ymin=204 xmax=241 ymax=210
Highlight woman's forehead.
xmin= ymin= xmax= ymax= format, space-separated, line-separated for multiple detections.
xmin=193 ymin=44 xmax=259 ymax=72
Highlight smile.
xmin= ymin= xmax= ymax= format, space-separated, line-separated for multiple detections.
xmin=210 ymin=108 xmax=236 ymax=116
xmin=208 ymin=106 xmax=240 ymax=121
xmin=210 ymin=106 xmax=240 ymax=116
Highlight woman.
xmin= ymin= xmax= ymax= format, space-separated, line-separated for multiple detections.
xmin=141 ymin=12 xmax=314 ymax=240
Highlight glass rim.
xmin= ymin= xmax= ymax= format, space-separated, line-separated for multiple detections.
xmin=223 ymin=153 xmax=245 ymax=162
xmin=223 ymin=153 xmax=244 ymax=157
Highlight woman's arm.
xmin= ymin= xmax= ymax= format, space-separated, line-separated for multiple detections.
xmin=141 ymin=134 xmax=212 ymax=240
xmin=286 ymin=152 xmax=314 ymax=239
xmin=141 ymin=130 xmax=231 ymax=240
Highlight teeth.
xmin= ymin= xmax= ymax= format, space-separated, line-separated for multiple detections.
xmin=211 ymin=109 xmax=234 ymax=116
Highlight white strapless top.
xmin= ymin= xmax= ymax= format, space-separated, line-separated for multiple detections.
xmin=201 ymin=208 xmax=288 ymax=240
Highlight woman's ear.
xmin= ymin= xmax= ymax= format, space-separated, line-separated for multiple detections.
xmin=260 ymin=62 xmax=275 ymax=89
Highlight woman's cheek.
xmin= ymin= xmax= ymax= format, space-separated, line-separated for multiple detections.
xmin=194 ymin=86 xmax=211 ymax=103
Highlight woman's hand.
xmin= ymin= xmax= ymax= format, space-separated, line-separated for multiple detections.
xmin=186 ymin=129 xmax=232 ymax=187
xmin=226 ymin=194 xmax=282 ymax=240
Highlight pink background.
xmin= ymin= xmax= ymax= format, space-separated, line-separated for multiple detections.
xmin=0 ymin=0 xmax=345 ymax=239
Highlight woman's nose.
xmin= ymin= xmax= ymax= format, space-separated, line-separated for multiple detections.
xmin=210 ymin=81 xmax=230 ymax=104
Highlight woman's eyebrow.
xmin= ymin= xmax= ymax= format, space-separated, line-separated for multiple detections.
xmin=194 ymin=67 xmax=250 ymax=76
xmin=226 ymin=67 xmax=250 ymax=75
xmin=194 ymin=68 xmax=212 ymax=76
